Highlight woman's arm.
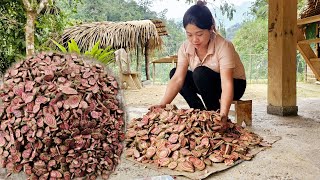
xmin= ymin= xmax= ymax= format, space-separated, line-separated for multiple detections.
xmin=220 ymin=68 xmax=234 ymax=117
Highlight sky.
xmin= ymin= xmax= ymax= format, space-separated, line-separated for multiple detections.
xmin=148 ymin=0 xmax=255 ymax=24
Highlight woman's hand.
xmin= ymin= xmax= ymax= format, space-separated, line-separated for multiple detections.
xmin=148 ymin=104 xmax=166 ymax=111
xmin=220 ymin=114 xmax=229 ymax=132
xmin=221 ymin=115 xmax=228 ymax=123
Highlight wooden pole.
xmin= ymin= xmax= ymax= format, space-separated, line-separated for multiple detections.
xmin=267 ymin=0 xmax=298 ymax=116
xmin=145 ymin=42 xmax=150 ymax=80
xmin=136 ymin=45 xmax=140 ymax=72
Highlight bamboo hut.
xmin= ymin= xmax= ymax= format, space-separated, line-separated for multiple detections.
xmin=62 ymin=19 xmax=168 ymax=80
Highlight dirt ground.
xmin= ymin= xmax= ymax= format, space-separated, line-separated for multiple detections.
xmin=1 ymin=83 xmax=320 ymax=180
xmin=110 ymin=83 xmax=320 ymax=180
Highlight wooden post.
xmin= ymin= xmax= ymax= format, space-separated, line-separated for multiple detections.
xmin=136 ymin=45 xmax=140 ymax=72
xmin=145 ymin=41 xmax=150 ymax=80
xmin=267 ymin=0 xmax=298 ymax=116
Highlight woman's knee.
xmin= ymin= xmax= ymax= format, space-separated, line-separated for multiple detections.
xmin=169 ymin=68 xmax=177 ymax=79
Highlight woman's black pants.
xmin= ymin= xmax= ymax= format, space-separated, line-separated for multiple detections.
xmin=170 ymin=66 xmax=246 ymax=111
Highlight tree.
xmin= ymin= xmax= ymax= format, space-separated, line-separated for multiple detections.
xmin=0 ymin=1 xmax=26 ymax=74
xmin=22 ymin=0 xmax=51 ymax=56
xmin=233 ymin=18 xmax=268 ymax=82
xmin=3 ymin=0 xmax=78 ymax=57
xmin=0 ymin=0 xmax=79 ymax=74
xmin=179 ymin=0 xmax=236 ymax=20
xmin=249 ymin=0 xmax=268 ymax=19
xmin=68 ymin=0 xmax=158 ymax=22
xmin=249 ymin=0 xmax=306 ymax=19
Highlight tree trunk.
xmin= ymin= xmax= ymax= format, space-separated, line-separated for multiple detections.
xmin=145 ymin=42 xmax=150 ymax=80
xmin=25 ymin=11 xmax=36 ymax=56
xmin=23 ymin=0 xmax=48 ymax=56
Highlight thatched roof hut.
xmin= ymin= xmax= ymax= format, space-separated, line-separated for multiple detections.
xmin=62 ymin=19 xmax=168 ymax=80
xmin=300 ymin=0 xmax=320 ymax=19
xmin=151 ymin=19 xmax=168 ymax=36
xmin=62 ymin=19 xmax=166 ymax=54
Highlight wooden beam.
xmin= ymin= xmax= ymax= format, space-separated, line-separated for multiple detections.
xmin=145 ymin=41 xmax=150 ymax=80
xmin=151 ymin=56 xmax=177 ymax=63
xmin=310 ymin=58 xmax=320 ymax=62
xmin=298 ymin=38 xmax=320 ymax=44
xmin=297 ymin=44 xmax=320 ymax=80
xmin=267 ymin=0 xmax=298 ymax=116
xmin=297 ymin=14 xmax=320 ymax=26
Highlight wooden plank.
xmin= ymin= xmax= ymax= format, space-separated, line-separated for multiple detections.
xmin=268 ymin=0 xmax=297 ymax=109
xmin=311 ymin=61 xmax=320 ymax=67
xmin=231 ymin=100 xmax=252 ymax=105
xmin=298 ymin=38 xmax=320 ymax=44
xmin=151 ymin=55 xmax=178 ymax=63
xmin=297 ymin=14 xmax=320 ymax=26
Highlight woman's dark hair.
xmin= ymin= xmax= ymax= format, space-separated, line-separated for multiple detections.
xmin=183 ymin=0 xmax=215 ymax=30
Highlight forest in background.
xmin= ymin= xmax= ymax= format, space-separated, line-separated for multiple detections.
xmin=0 ymin=0 xmax=309 ymax=83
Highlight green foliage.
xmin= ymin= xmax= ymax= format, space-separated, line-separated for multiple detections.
xmin=298 ymin=0 xmax=308 ymax=12
xmin=249 ymin=0 xmax=268 ymax=19
xmin=0 ymin=0 xmax=80 ymax=74
xmin=66 ymin=0 xmax=158 ymax=22
xmin=226 ymin=23 xmax=241 ymax=40
xmin=296 ymin=53 xmax=306 ymax=81
xmin=51 ymin=39 xmax=67 ymax=53
xmin=0 ymin=0 xmax=26 ymax=74
xmin=36 ymin=5 xmax=65 ymax=50
xmin=85 ymin=41 xmax=115 ymax=65
xmin=233 ymin=18 xmax=268 ymax=83
xmin=219 ymin=2 xmax=236 ymax=21
xmin=85 ymin=41 xmax=101 ymax=56
xmin=179 ymin=0 xmax=236 ymax=20
xmin=52 ymin=39 xmax=115 ymax=65
xmin=148 ymin=20 xmax=185 ymax=83
xmin=67 ymin=39 xmax=81 ymax=54
xmin=233 ymin=18 xmax=267 ymax=55
xmin=250 ymin=0 xmax=306 ymax=19
xmin=217 ymin=20 xmax=227 ymax=38
xmin=158 ymin=20 xmax=185 ymax=56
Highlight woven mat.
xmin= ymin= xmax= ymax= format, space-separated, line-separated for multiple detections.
xmin=127 ymin=135 xmax=281 ymax=180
